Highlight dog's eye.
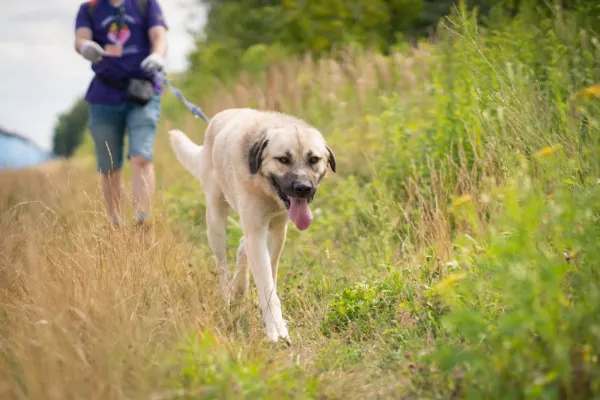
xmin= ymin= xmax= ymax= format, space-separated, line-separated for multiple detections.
xmin=308 ymin=156 xmax=320 ymax=164
xmin=277 ymin=157 xmax=290 ymax=165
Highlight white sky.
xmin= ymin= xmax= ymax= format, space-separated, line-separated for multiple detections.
xmin=0 ymin=0 xmax=207 ymax=151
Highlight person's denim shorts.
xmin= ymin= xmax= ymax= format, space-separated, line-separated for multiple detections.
xmin=88 ymin=95 xmax=161 ymax=173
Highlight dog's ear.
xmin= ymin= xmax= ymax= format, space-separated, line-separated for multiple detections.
xmin=326 ymin=145 xmax=336 ymax=173
xmin=248 ymin=136 xmax=269 ymax=175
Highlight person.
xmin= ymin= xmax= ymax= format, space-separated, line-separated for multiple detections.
xmin=74 ymin=0 xmax=168 ymax=228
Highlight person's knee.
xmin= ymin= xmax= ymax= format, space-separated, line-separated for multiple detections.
xmin=101 ymin=168 xmax=122 ymax=180
xmin=130 ymin=155 xmax=152 ymax=170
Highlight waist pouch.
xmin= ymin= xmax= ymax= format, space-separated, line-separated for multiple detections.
xmin=95 ymin=75 xmax=155 ymax=106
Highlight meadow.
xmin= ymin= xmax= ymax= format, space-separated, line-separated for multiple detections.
xmin=1 ymin=6 xmax=599 ymax=399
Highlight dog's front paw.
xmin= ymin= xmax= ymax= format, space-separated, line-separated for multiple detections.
xmin=265 ymin=318 xmax=291 ymax=345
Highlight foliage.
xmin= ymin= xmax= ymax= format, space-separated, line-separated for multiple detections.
xmin=198 ymin=0 xmax=424 ymax=55
xmin=316 ymin=2 xmax=600 ymax=397
xmin=433 ymin=172 xmax=600 ymax=399
xmin=51 ymin=98 xmax=88 ymax=158
xmin=189 ymin=0 xmax=600 ymax=90
xmin=184 ymin=0 xmax=515 ymax=93
xmin=196 ymin=0 xmax=510 ymax=56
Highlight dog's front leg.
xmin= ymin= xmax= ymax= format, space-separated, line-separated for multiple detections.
xmin=241 ymin=211 xmax=290 ymax=343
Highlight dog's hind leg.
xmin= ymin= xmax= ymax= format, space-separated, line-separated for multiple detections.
xmin=205 ymin=185 xmax=230 ymax=305
xmin=231 ymin=236 xmax=249 ymax=301
xmin=268 ymin=215 xmax=288 ymax=285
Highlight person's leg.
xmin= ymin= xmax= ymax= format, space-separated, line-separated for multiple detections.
xmin=101 ymin=169 xmax=124 ymax=224
xmin=88 ymin=103 xmax=126 ymax=225
xmin=130 ymin=156 xmax=154 ymax=223
xmin=126 ymin=95 xmax=161 ymax=225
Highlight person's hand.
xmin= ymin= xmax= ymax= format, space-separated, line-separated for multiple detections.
xmin=80 ymin=40 xmax=106 ymax=63
xmin=141 ymin=53 xmax=165 ymax=72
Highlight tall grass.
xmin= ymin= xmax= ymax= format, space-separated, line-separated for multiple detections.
xmin=1 ymin=4 xmax=599 ymax=399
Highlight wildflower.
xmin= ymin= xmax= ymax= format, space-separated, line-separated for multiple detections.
xmin=534 ymin=144 xmax=562 ymax=159
xmin=452 ymin=195 xmax=472 ymax=207
xmin=574 ymin=84 xmax=600 ymax=99
xmin=433 ymin=273 xmax=467 ymax=291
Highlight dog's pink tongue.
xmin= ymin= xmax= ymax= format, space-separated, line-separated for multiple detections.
xmin=288 ymin=198 xmax=313 ymax=231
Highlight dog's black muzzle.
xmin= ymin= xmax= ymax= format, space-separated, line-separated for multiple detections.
xmin=271 ymin=174 xmax=316 ymax=208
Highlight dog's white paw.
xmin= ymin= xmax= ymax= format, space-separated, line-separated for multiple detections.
xmin=265 ymin=318 xmax=291 ymax=345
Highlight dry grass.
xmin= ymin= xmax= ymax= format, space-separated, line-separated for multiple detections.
xmin=202 ymin=47 xmax=429 ymax=115
xmin=0 ymin=159 xmax=316 ymax=398
xmin=1 ymin=163 xmax=194 ymax=397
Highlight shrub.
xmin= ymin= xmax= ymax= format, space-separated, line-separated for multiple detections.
xmin=431 ymin=168 xmax=600 ymax=399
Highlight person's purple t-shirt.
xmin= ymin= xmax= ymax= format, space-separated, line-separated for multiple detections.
xmin=75 ymin=0 xmax=168 ymax=105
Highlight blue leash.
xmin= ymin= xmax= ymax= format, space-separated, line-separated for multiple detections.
xmin=156 ymin=71 xmax=211 ymax=123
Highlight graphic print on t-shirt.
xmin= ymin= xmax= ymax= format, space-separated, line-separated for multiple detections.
xmin=96 ymin=2 xmax=139 ymax=55
xmin=107 ymin=22 xmax=131 ymax=47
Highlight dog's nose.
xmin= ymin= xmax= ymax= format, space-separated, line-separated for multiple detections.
xmin=293 ymin=181 xmax=313 ymax=197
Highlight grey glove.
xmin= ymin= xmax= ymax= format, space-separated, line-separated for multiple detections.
xmin=141 ymin=53 xmax=165 ymax=72
xmin=80 ymin=40 xmax=106 ymax=63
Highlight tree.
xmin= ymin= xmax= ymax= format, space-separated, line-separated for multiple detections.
xmin=188 ymin=0 xmax=596 ymax=90
xmin=196 ymin=0 xmax=425 ymax=55
xmin=52 ymin=98 xmax=89 ymax=158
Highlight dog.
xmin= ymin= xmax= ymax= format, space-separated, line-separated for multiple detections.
xmin=168 ymin=108 xmax=336 ymax=343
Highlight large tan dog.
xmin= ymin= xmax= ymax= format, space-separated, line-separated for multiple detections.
xmin=168 ymin=108 xmax=336 ymax=343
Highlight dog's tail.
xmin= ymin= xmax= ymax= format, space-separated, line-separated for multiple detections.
xmin=168 ymin=129 xmax=204 ymax=181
